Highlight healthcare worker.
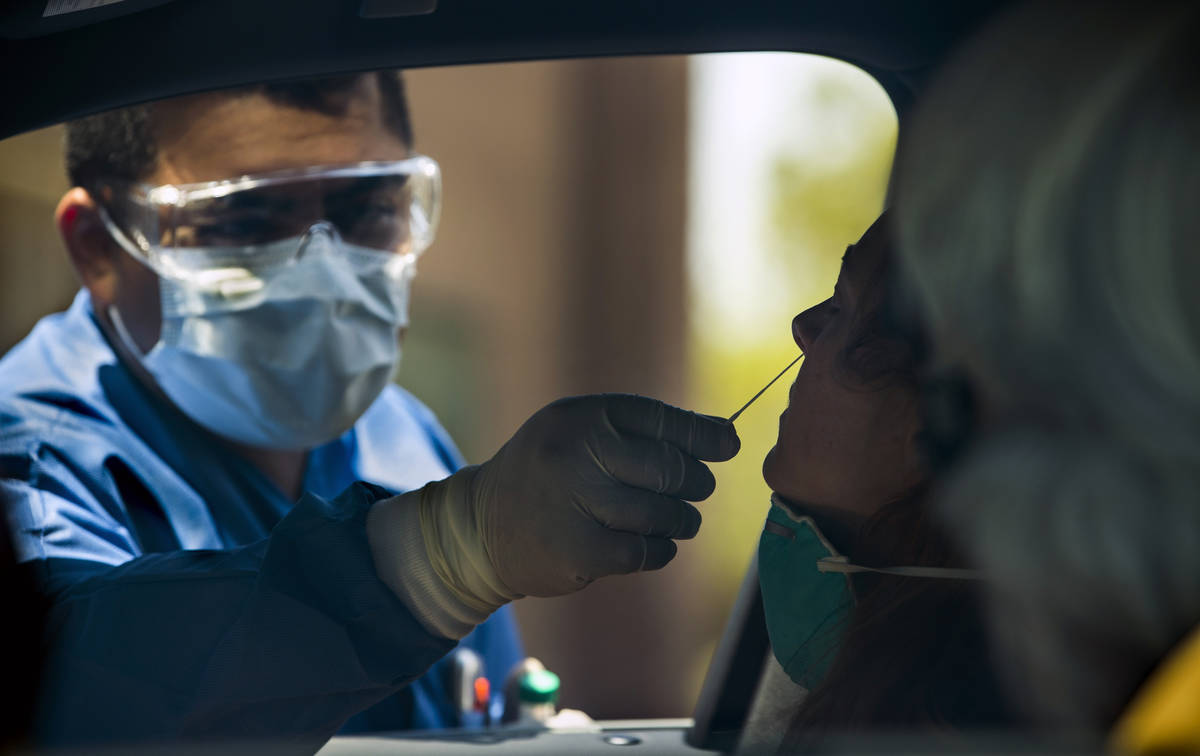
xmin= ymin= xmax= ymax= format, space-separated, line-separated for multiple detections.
xmin=0 ymin=71 xmax=738 ymax=747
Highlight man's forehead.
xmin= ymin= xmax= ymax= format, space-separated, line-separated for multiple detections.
xmin=148 ymin=82 xmax=407 ymax=183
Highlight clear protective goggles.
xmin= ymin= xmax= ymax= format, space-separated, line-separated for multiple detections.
xmin=97 ymin=156 xmax=441 ymax=285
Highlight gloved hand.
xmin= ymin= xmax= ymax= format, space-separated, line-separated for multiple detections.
xmin=367 ymin=394 xmax=740 ymax=638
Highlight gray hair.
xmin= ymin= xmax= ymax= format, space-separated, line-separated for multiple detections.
xmin=894 ymin=0 xmax=1200 ymax=728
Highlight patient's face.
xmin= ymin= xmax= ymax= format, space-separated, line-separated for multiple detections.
xmin=763 ymin=220 xmax=924 ymax=519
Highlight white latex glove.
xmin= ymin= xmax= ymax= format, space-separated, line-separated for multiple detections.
xmin=367 ymin=394 xmax=740 ymax=638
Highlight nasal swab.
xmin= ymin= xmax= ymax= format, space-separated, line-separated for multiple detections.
xmin=726 ymin=354 xmax=803 ymax=424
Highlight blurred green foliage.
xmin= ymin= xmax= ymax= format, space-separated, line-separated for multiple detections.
xmin=685 ymin=57 xmax=897 ymax=677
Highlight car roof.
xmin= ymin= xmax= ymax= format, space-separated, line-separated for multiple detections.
xmin=0 ymin=0 xmax=1012 ymax=140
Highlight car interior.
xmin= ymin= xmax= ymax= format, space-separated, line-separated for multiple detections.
xmin=0 ymin=1 xmax=1023 ymax=753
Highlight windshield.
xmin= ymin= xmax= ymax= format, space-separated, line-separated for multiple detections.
xmin=0 ymin=52 xmax=896 ymax=745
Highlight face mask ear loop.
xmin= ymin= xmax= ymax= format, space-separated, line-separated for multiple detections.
xmin=816 ymin=557 xmax=984 ymax=581
xmin=770 ymin=494 xmax=986 ymax=581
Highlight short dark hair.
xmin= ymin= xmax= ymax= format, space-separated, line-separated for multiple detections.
xmin=64 ymin=71 xmax=413 ymax=190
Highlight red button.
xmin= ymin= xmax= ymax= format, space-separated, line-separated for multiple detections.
xmin=473 ymin=676 xmax=491 ymax=712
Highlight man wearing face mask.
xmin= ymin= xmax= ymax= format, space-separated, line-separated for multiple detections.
xmin=0 ymin=72 xmax=739 ymax=747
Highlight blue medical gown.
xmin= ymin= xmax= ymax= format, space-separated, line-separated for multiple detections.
xmin=0 ymin=291 xmax=522 ymax=747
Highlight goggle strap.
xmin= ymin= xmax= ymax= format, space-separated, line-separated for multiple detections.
xmin=96 ymin=204 xmax=153 ymax=267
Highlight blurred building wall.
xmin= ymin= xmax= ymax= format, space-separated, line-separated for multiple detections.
xmin=0 ymin=126 xmax=74 ymax=353
xmin=403 ymin=58 xmax=695 ymax=718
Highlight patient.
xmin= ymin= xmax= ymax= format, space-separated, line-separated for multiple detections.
xmin=755 ymin=214 xmax=1012 ymax=745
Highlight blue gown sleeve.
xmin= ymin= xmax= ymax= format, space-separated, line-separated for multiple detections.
xmin=10 ymin=479 xmax=455 ymax=749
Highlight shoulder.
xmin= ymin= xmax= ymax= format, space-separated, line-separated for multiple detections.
xmin=0 ymin=292 xmax=169 ymax=508
xmin=366 ymin=384 xmax=464 ymax=465
xmin=371 ymin=385 xmax=448 ymax=433
xmin=0 ymin=291 xmax=120 ymax=428
xmin=351 ymin=385 xmax=467 ymax=486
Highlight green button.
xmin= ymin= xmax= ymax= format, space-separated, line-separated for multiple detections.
xmin=518 ymin=669 xmax=560 ymax=704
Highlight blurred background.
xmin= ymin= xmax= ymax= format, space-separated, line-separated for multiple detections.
xmin=0 ymin=52 xmax=894 ymax=719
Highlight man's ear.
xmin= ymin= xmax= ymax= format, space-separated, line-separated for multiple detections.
xmin=56 ymin=187 xmax=120 ymax=307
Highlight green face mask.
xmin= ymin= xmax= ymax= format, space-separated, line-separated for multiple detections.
xmin=758 ymin=497 xmax=856 ymax=689
xmin=758 ymin=494 xmax=981 ymax=689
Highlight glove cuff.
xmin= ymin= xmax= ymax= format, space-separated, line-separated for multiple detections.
xmin=366 ymin=480 xmax=494 ymax=640
xmin=417 ymin=466 xmax=517 ymax=610
xmin=366 ymin=467 xmax=516 ymax=640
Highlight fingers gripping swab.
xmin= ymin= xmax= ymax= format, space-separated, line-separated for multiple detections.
xmin=726 ymin=354 xmax=803 ymax=424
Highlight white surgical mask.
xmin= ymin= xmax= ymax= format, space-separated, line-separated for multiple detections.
xmin=110 ymin=224 xmax=415 ymax=449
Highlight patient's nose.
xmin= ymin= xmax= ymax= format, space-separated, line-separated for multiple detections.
xmin=792 ymin=302 xmax=826 ymax=351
